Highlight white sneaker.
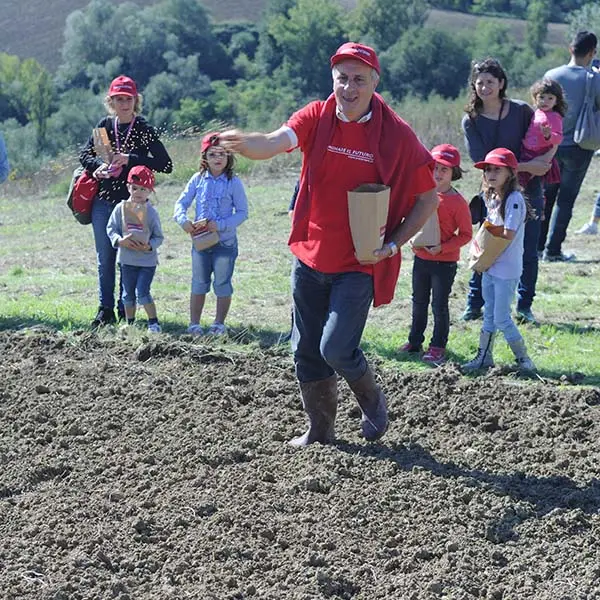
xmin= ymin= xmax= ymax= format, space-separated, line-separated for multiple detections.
xmin=147 ymin=322 xmax=162 ymax=333
xmin=187 ymin=324 xmax=204 ymax=336
xmin=576 ymin=221 xmax=598 ymax=235
xmin=207 ymin=322 xmax=227 ymax=336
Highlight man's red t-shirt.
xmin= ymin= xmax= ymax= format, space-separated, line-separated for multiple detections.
xmin=287 ymin=102 xmax=435 ymax=274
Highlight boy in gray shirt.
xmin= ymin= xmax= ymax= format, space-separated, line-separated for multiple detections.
xmin=107 ymin=166 xmax=164 ymax=332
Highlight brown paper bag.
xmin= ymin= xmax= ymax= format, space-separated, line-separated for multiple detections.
xmin=347 ymin=184 xmax=390 ymax=262
xmin=411 ymin=211 xmax=441 ymax=248
xmin=93 ymin=128 xmax=113 ymax=164
xmin=192 ymin=219 xmax=219 ymax=251
xmin=468 ymin=222 xmax=510 ymax=273
xmin=122 ymin=201 xmax=149 ymax=244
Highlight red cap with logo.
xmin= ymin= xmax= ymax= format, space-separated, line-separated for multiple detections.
xmin=201 ymin=132 xmax=221 ymax=153
xmin=431 ymin=144 xmax=461 ymax=168
xmin=330 ymin=42 xmax=380 ymax=75
xmin=474 ymin=148 xmax=518 ymax=171
xmin=127 ymin=165 xmax=155 ymax=191
xmin=109 ymin=75 xmax=138 ymax=97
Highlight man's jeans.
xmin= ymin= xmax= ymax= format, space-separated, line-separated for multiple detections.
xmin=466 ymin=177 xmax=543 ymax=313
xmin=540 ymin=145 xmax=594 ymax=255
xmin=409 ymin=256 xmax=457 ymax=349
xmin=291 ymin=258 xmax=373 ymax=383
xmin=91 ymin=196 xmax=122 ymax=310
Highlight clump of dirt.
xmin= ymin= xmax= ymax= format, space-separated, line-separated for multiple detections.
xmin=1 ymin=328 xmax=599 ymax=599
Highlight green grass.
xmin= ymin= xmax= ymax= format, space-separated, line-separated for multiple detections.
xmin=1 ymin=136 xmax=599 ymax=386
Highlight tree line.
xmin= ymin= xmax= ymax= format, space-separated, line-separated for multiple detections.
xmin=2 ymin=0 xmax=600 ymax=177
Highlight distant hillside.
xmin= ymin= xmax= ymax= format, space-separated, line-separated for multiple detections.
xmin=1 ymin=0 xmax=569 ymax=72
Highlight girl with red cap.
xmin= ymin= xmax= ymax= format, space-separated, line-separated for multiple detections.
xmin=400 ymin=144 xmax=472 ymax=365
xmin=80 ymin=75 xmax=173 ymax=329
xmin=463 ymin=148 xmax=536 ymax=373
xmin=173 ymin=133 xmax=248 ymax=336
xmin=106 ymin=165 xmax=164 ymax=333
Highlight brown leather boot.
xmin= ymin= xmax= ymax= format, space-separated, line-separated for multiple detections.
xmin=289 ymin=375 xmax=338 ymax=447
xmin=347 ymin=365 xmax=388 ymax=442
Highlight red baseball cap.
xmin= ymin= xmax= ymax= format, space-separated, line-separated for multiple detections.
xmin=474 ymin=148 xmax=518 ymax=171
xmin=201 ymin=132 xmax=221 ymax=153
xmin=330 ymin=42 xmax=380 ymax=75
xmin=127 ymin=165 xmax=155 ymax=191
xmin=109 ymin=75 xmax=138 ymax=97
xmin=431 ymin=144 xmax=461 ymax=168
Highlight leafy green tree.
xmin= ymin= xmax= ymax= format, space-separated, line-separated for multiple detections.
xmin=526 ymin=0 xmax=551 ymax=58
xmin=350 ymin=0 xmax=429 ymax=52
xmin=0 ymin=53 xmax=26 ymax=123
xmin=58 ymin=0 xmax=231 ymax=91
xmin=264 ymin=0 xmax=345 ymax=98
xmin=567 ymin=4 xmax=600 ymax=39
xmin=0 ymin=54 xmax=54 ymax=150
xmin=382 ymin=28 xmax=471 ymax=100
xmin=254 ymin=0 xmax=299 ymax=78
xmin=146 ymin=0 xmax=232 ymax=82
xmin=46 ymin=89 xmax=104 ymax=154
xmin=467 ymin=19 xmax=519 ymax=73
xmin=21 ymin=59 xmax=55 ymax=150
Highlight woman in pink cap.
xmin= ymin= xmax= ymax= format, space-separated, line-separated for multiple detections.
xmin=463 ymin=148 xmax=536 ymax=373
xmin=79 ymin=75 xmax=173 ymax=329
xmin=400 ymin=144 xmax=472 ymax=365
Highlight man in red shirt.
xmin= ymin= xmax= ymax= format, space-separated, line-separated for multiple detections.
xmin=221 ymin=42 xmax=437 ymax=447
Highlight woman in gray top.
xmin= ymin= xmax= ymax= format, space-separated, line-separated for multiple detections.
xmin=461 ymin=58 xmax=553 ymax=325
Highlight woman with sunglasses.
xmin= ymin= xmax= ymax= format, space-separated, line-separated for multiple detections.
xmin=461 ymin=58 xmax=553 ymax=326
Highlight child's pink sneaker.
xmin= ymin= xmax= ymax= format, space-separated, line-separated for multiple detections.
xmin=422 ymin=346 xmax=446 ymax=365
xmin=399 ymin=342 xmax=422 ymax=354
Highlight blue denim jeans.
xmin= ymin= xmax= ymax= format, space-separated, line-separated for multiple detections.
xmin=594 ymin=193 xmax=600 ymax=220
xmin=191 ymin=239 xmax=238 ymax=296
xmin=121 ymin=265 xmax=156 ymax=306
xmin=541 ymin=145 xmax=594 ymax=255
xmin=409 ymin=256 xmax=457 ymax=349
xmin=291 ymin=258 xmax=373 ymax=383
xmin=91 ymin=196 xmax=122 ymax=310
xmin=482 ymin=273 xmax=521 ymax=343
xmin=517 ymin=178 xmax=543 ymax=312
xmin=466 ymin=177 xmax=543 ymax=313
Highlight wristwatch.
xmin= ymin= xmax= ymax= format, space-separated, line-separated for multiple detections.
xmin=386 ymin=241 xmax=399 ymax=257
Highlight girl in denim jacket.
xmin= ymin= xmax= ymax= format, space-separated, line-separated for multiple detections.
xmin=174 ymin=133 xmax=248 ymax=336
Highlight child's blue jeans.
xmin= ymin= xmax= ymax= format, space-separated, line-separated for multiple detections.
xmin=482 ymin=272 xmax=521 ymax=343
xmin=121 ymin=265 xmax=156 ymax=306
xmin=191 ymin=239 xmax=238 ymax=296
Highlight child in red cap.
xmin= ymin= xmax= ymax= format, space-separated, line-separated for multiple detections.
xmin=106 ymin=165 xmax=164 ymax=332
xmin=399 ymin=144 xmax=472 ymax=365
xmin=464 ymin=148 xmax=536 ymax=373
xmin=173 ymin=133 xmax=248 ymax=336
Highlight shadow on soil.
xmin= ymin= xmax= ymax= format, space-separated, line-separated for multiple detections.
xmin=335 ymin=440 xmax=600 ymax=542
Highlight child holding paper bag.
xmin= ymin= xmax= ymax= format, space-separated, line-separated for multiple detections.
xmin=463 ymin=148 xmax=536 ymax=373
xmin=173 ymin=133 xmax=248 ymax=336
xmin=400 ymin=144 xmax=472 ymax=364
xmin=106 ymin=166 xmax=164 ymax=333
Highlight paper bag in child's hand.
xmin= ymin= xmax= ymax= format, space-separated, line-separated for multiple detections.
xmin=347 ymin=184 xmax=390 ymax=262
xmin=411 ymin=211 xmax=441 ymax=248
xmin=468 ymin=221 xmax=510 ymax=273
xmin=122 ymin=201 xmax=149 ymax=244
xmin=192 ymin=219 xmax=219 ymax=251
